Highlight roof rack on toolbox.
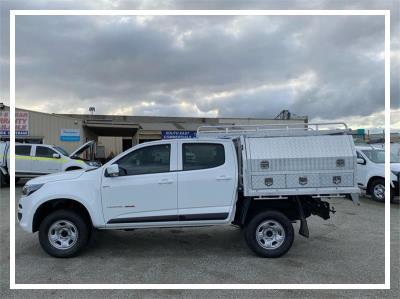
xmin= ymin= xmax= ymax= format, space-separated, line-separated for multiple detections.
xmin=196 ymin=122 xmax=349 ymax=138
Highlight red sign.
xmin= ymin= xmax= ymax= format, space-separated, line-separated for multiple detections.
xmin=0 ymin=111 xmax=29 ymax=136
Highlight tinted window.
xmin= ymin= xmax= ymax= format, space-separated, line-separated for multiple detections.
xmin=36 ymin=146 xmax=57 ymax=158
xmin=183 ymin=143 xmax=225 ymax=171
xmin=54 ymin=146 xmax=69 ymax=156
xmin=362 ymin=150 xmax=385 ymax=164
xmin=116 ymin=144 xmax=170 ymax=175
xmin=15 ymin=145 xmax=31 ymax=156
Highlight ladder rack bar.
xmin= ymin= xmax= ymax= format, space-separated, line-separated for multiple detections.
xmin=196 ymin=122 xmax=349 ymax=138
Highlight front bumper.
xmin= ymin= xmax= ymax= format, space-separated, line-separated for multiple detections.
xmin=17 ymin=195 xmax=34 ymax=233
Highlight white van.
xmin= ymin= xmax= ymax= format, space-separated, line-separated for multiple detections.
xmin=0 ymin=141 xmax=101 ymax=187
xmin=355 ymin=145 xmax=399 ymax=202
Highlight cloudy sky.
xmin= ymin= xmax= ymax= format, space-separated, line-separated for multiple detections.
xmin=0 ymin=0 xmax=399 ymax=130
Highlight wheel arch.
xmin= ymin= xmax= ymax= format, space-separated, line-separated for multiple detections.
xmin=235 ymin=196 xmax=310 ymax=227
xmin=32 ymin=198 xmax=93 ymax=233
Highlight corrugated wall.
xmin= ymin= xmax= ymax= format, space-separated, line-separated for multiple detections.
xmin=18 ymin=108 xmax=85 ymax=153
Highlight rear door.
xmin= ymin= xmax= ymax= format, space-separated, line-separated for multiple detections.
xmin=32 ymin=145 xmax=62 ymax=174
xmin=177 ymin=141 xmax=237 ymax=223
xmin=15 ymin=144 xmax=33 ymax=175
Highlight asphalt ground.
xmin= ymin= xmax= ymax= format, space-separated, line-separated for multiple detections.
xmin=0 ymin=183 xmax=399 ymax=298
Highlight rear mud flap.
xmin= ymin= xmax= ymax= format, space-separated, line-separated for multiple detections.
xmin=350 ymin=193 xmax=360 ymax=206
xmin=295 ymin=196 xmax=309 ymax=238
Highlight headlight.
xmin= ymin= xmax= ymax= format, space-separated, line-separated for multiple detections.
xmin=85 ymin=161 xmax=102 ymax=167
xmin=22 ymin=183 xmax=44 ymax=196
xmin=391 ymin=170 xmax=399 ymax=177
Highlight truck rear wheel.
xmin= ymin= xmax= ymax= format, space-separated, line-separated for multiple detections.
xmin=38 ymin=209 xmax=89 ymax=258
xmin=244 ymin=210 xmax=294 ymax=258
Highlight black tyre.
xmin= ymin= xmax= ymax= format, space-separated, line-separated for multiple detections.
xmin=369 ymin=178 xmax=385 ymax=202
xmin=244 ymin=210 xmax=294 ymax=258
xmin=38 ymin=209 xmax=89 ymax=258
xmin=0 ymin=171 xmax=9 ymax=188
xmin=391 ymin=187 xmax=399 ymax=204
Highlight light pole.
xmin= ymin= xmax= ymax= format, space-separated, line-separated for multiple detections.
xmin=89 ymin=106 xmax=95 ymax=117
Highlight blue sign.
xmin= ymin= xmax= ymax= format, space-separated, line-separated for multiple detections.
xmin=60 ymin=129 xmax=80 ymax=142
xmin=161 ymin=130 xmax=197 ymax=139
xmin=0 ymin=130 xmax=29 ymax=136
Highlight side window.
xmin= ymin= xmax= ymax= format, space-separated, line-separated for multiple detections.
xmin=183 ymin=143 xmax=225 ymax=171
xmin=116 ymin=144 xmax=170 ymax=176
xmin=35 ymin=146 xmax=57 ymax=158
xmin=15 ymin=145 xmax=31 ymax=156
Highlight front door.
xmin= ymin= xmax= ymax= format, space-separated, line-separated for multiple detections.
xmin=102 ymin=142 xmax=178 ymax=226
xmin=356 ymin=151 xmax=368 ymax=187
xmin=32 ymin=145 xmax=62 ymax=175
xmin=177 ymin=141 xmax=237 ymax=222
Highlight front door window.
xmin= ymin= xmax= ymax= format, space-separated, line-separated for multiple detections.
xmin=115 ymin=144 xmax=171 ymax=176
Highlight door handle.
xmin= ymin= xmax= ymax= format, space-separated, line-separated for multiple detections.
xmin=216 ymin=175 xmax=232 ymax=181
xmin=158 ymin=178 xmax=173 ymax=184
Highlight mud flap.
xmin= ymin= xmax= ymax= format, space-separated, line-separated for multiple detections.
xmin=350 ymin=193 xmax=360 ymax=206
xmin=295 ymin=196 xmax=309 ymax=238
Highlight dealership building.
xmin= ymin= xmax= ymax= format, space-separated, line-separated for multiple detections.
xmin=0 ymin=104 xmax=308 ymax=159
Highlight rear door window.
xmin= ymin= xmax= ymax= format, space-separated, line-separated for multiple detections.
xmin=182 ymin=143 xmax=225 ymax=171
xmin=15 ymin=145 xmax=31 ymax=156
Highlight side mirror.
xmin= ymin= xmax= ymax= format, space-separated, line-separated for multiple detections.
xmin=53 ymin=153 xmax=61 ymax=159
xmin=106 ymin=164 xmax=119 ymax=177
xmin=357 ymin=158 xmax=366 ymax=165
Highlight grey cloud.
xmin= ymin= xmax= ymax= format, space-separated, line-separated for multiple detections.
xmin=0 ymin=0 xmax=399 ymax=128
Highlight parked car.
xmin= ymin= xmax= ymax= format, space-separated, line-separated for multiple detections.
xmin=355 ymin=146 xmax=399 ymax=202
xmin=18 ymin=123 xmax=360 ymax=258
xmin=0 ymin=141 xmax=101 ymax=187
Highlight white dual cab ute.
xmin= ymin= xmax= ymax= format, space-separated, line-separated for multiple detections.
xmin=0 ymin=141 xmax=101 ymax=187
xmin=355 ymin=145 xmax=399 ymax=203
xmin=18 ymin=123 xmax=360 ymax=258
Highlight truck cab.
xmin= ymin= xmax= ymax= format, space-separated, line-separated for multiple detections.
xmin=101 ymin=139 xmax=237 ymax=226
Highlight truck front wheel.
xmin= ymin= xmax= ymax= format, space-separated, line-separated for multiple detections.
xmin=244 ymin=210 xmax=294 ymax=258
xmin=38 ymin=210 xmax=89 ymax=258
xmin=369 ymin=178 xmax=385 ymax=202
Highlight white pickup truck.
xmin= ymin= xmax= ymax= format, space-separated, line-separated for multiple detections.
xmin=17 ymin=123 xmax=360 ymax=258
xmin=0 ymin=141 xmax=101 ymax=187
xmin=355 ymin=145 xmax=399 ymax=203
